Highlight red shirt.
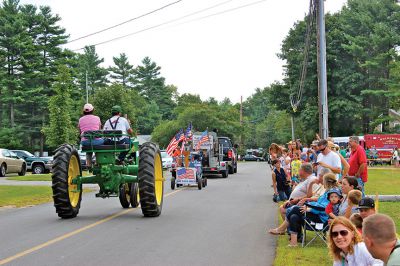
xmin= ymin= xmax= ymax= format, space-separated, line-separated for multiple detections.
xmin=348 ymin=145 xmax=368 ymax=182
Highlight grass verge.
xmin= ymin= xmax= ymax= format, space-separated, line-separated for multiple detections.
xmin=0 ymin=185 xmax=93 ymax=208
xmin=365 ymin=168 xmax=400 ymax=195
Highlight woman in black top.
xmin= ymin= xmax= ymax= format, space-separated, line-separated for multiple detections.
xmin=272 ymin=159 xmax=292 ymax=201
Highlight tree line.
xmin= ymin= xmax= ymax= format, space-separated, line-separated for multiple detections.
xmin=1 ymin=0 xmax=399 ymax=154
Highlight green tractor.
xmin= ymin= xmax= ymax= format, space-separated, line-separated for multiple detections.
xmin=51 ymin=130 xmax=164 ymax=219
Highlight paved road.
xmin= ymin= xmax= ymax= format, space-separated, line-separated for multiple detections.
xmin=0 ymin=162 xmax=277 ymax=266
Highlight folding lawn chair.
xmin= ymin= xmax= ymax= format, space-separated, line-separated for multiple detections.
xmin=301 ymin=204 xmax=329 ymax=248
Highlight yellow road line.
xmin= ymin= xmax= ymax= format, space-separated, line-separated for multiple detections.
xmin=0 ymin=189 xmax=183 ymax=265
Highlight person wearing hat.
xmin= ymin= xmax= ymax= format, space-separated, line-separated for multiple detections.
xmin=325 ymin=187 xmax=343 ymax=220
xmin=357 ymin=197 xmax=376 ymax=220
xmin=78 ymin=103 xmax=104 ymax=167
xmin=103 ymin=105 xmax=134 ymax=163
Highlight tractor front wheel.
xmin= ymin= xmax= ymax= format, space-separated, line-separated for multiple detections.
xmin=51 ymin=144 xmax=82 ymax=219
xmin=119 ymin=183 xmax=131 ymax=208
xmin=138 ymin=142 xmax=164 ymax=217
xmin=130 ymin=183 xmax=139 ymax=208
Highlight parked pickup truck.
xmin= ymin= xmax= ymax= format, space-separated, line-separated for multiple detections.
xmin=11 ymin=150 xmax=53 ymax=174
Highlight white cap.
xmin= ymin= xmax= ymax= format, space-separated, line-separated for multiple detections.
xmin=83 ymin=103 xmax=94 ymax=112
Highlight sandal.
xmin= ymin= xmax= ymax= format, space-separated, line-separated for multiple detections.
xmin=268 ymin=228 xmax=285 ymax=235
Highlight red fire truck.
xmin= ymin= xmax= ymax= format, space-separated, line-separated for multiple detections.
xmin=363 ymin=134 xmax=400 ymax=161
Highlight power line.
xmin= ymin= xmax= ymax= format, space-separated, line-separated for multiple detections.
xmin=73 ymin=0 xmax=267 ymax=51
xmin=67 ymin=0 xmax=183 ymax=44
xmin=290 ymin=0 xmax=316 ymax=113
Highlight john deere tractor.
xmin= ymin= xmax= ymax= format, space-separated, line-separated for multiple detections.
xmin=51 ymin=130 xmax=164 ymax=218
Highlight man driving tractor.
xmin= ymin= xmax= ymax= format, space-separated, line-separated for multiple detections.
xmin=103 ymin=105 xmax=134 ymax=164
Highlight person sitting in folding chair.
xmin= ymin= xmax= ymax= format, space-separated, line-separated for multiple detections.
xmin=285 ymin=172 xmax=339 ymax=247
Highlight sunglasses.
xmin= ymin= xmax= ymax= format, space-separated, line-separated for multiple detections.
xmin=331 ymin=230 xmax=349 ymax=238
xmin=319 ymin=146 xmax=327 ymax=152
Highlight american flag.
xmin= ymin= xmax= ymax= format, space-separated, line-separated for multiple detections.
xmin=166 ymin=129 xmax=184 ymax=156
xmin=177 ymin=168 xmax=195 ymax=179
xmin=184 ymin=122 xmax=192 ymax=141
xmin=195 ymin=130 xmax=209 ymax=150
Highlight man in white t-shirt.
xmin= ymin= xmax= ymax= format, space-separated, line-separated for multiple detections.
xmin=103 ymin=105 xmax=134 ymax=163
xmin=316 ymin=139 xmax=341 ymax=180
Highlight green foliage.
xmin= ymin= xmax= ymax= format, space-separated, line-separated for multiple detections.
xmin=42 ymin=66 xmax=77 ymax=148
xmin=0 ymin=127 xmax=24 ymax=149
xmin=108 ymin=53 xmax=134 ymax=88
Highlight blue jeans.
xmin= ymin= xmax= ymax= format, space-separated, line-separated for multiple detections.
xmin=278 ymin=187 xmax=292 ymax=201
xmin=357 ymin=177 xmax=365 ymax=197
xmin=81 ymin=138 xmax=105 ymax=146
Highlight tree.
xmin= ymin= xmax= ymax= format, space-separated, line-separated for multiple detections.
xmin=108 ymin=53 xmax=134 ymax=88
xmin=77 ymin=45 xmax=108 ymax=94
xmin=43 ymin=66 xmax=77 ymax=148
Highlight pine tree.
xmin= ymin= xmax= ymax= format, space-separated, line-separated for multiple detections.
xmin=108 ymin=53 xmax=134 ymax=89
xmin=43 ymin=65 xmax=77 ymax=148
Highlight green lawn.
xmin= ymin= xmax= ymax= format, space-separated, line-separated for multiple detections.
xmin=365 ymin=168 xmax=400 ymax=195
xmin=273 ymin=168 xmax=400 ymax=266
xmin=0 ymin=185 xmax=94 ymax=208
xmin=0 ymin=186 xmax=53 ymax=207
xmin=6 ymin=171 xmax=93 ymax=181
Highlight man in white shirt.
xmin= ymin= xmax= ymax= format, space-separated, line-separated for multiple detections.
xmin=103 ymin=105 xmax=134 ymax=163
xmin=316 ymin=139 xmax=341 ymax=180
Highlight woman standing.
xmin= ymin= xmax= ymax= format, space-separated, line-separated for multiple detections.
xmin=271 ymin=159 xmax=292 ymax=201
xmin=328 ymin=216 xmax=383 ymax=265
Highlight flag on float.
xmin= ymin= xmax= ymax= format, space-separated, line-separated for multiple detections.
xmin=177 ymin=167 xmax=195 ymax=179
xmin=184 ymin=122 xmax=193 ymax=141
xmin=195 ymin=130 xmax=209 ymax=150
xmin=166 ymin=129 xmax=184 ymax=156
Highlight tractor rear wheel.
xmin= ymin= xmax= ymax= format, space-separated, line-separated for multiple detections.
xmin=119 ymin=183 xmax=131 ymax=208
xmin=51 ymin=144 xmax=82 ymax=219
xmin=130 ymin=183 xmax=139 ymax=208
xmin=138 ymin=142 xmax=164 ymax=217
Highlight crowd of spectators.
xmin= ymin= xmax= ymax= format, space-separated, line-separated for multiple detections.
xmin=267 ymin=136 xmax=399 ymax=265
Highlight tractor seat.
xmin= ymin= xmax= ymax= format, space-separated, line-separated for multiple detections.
xmin=81 ymin=144 xmax=130 ymax=151
xmin=83 ymin=130 xmax=124 ymax=138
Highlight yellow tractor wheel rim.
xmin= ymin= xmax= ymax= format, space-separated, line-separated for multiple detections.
xmin=68 ymin=155 xmax=80 ymax=208
xmin=124 ymin=183 xmax=130 ymax=202
xmin=154 ymin=153 xmax=163 ymax=205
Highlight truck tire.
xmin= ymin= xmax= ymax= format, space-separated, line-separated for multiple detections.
xmin=234 ymin=163 xmax=237 ymax=173
xmin=51 ymin=144 xmax=82 ymax=219
xmin=0 ymin=163 xmax=6 ymax=177
xmin=221 ymin=170 xmax=228 ymax=178
xmin=119 ymin=183 xmax=131 ymax=208
xmin=32 ymin=164 xmax=44 ymax=174
xmin=130 ymin=182 xmax=139 ymax=208
xmin=18 ymin=163 xmax=26 ymax=176
xmin=138 ymin=142 xmax=164 ymax=217
xmin=171 ymin=177 xmax=175 ymax=190
xmin=197 ymin=176 xmax=202 ymax=190
xmin=228 ymin=165 xmax=234 ymax=174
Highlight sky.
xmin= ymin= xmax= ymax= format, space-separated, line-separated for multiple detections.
xmin=21 ymin=0 xmax=348 ymax=103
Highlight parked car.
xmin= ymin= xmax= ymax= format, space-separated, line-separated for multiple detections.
xmin=161 ymin=150 xmax=173 ymax=169
xmin=243 ymin=154 xmax=265 ymax=162
xmin=0 ymin=149 xmax=27 ymax=176
xmin=77 ymin=150 xmax=96 ymax=170
xmin=11 ymin=150 xmax=53 ymax=174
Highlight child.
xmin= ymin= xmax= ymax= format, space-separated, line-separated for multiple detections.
xmin=350 ymin=213 xmax=363 ymax=234
xmin=348 ymin=189 xmax=363 ymax=206
xmin=325 ymin=188 xmax=343 ymax=219
xmin=290 ymin=153 xmax=301 ymax=187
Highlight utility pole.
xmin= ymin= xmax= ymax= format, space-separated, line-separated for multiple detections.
xmin=85 ymin=71 xmax=89 ymax=103
xmin=291 ymin=115 xmax=295 ymax=141
xmin=240 ymin=96 xmax=243 ymax=151
xmin=316 ymin=0 xmax=329 ymax=139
